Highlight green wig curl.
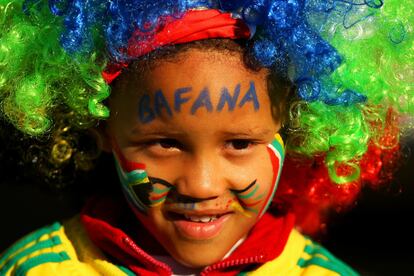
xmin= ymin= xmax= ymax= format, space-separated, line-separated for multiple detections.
xmin=286 ymin=0 xmax=413 ymax=183
xmin=0 ymin=0 xmax=110 ymax=136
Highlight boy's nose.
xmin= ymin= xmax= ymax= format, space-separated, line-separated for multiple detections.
xmin=174 ymin=153 xmax=226 ymax=200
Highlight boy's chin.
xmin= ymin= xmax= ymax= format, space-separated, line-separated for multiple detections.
xmin=153 ymin=219 xmax=252 ymax=268
xmin=132 ymin=206 xmax=255 ymax=268
xmin=165 ymin=240 xmax=234 ymax=268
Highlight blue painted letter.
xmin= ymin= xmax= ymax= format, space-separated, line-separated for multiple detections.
xmin=217 ymin=84 xmax=241 ymax=112
xmin=154 ymin=90 xmax=173 ymax=117
xmin=174 ymin=87 xmax=192 ymax=112
xmin=239 ymin=81 xmax=259 ymax=111
xmin=138 ymin=94 xmax=155 ymax=124
xmin=191 ymin=88 xmax=213 ymax=114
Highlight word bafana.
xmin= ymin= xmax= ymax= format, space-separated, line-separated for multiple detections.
xmin=138 ymin=81 xmax=260 ymax=123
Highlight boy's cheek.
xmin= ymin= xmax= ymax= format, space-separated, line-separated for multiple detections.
xmin=236 ymin=134 xmax=285 ymax=219
xmin=262 ymin=134 xmax=285 ymax=211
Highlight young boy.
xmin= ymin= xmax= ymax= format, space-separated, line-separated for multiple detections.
xmin=0 ymin=0 xmax=411 ymax=275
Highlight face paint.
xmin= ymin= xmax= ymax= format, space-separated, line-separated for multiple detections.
xmin=230 ymin=200 xmax=252 ymax=218
xmin=260 ymin=133 xmax=285 ymax=217
xmin=112 ymin=143 xmax=173 ymax=214
xmin=148 ymin=177 xmax=173 ymax=207
xmin=177 ymin=202 xmax=197 ymax=210
xmin=138 ymin=81 xmax=260 ymax=124
xmin=114 ymin=156 xmax=152 ymax=212
xmin=230 ymin=180 xmax=263 ymax=215
xmin=230 ymin=133 xmax=285 ymax=218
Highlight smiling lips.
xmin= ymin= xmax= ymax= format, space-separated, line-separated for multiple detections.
xmin=171 ymin=212 xmax=232 ymax=240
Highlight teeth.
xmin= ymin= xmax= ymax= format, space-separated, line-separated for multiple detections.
xmin=184 ymin=214 xmax=218 ymax=222
xmin=200 ymin=216 xmax=212 ymax=223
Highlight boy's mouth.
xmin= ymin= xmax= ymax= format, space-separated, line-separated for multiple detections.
xmin=183 ymin=214 xmax=219 ymax=222
xmin=166 ymin=211 xmax=233 ymax=240
xmin=167 ymin=211 xmax=232 ymax=220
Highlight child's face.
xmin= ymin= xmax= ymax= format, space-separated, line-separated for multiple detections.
xmin=105 ymin=49 xmax=283 ymax=267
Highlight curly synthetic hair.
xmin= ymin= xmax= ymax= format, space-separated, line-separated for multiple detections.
xmin=0 ymin=0 xmax=412 ymax=231
xmin=0 ymin=0 xmax=110 ymax=136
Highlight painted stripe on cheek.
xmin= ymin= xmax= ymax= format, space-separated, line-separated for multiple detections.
xmin=112 ymin=147 xmax=172 ymax=213
xmin=237 ymin=185 xmax=259 ymax=199
xmin=257 ymin=134 xmax=285 ymax=218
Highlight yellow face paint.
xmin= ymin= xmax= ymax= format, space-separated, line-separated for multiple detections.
xmin=231 ymin=200 xmax=253 ymax=218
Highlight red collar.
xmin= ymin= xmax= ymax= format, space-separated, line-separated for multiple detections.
xmin=80 ymin=196 xmax=295 ymax=276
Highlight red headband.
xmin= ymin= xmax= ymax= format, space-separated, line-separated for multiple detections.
xmin=102 ymin=9 xmax=251 ymax=84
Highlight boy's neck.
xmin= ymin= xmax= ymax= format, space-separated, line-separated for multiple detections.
xmin=152 ymin=236 xmax=246 ymax=275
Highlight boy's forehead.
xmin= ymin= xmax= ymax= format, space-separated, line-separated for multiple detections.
xmin=132 ymin=110 xmax=275 ymax=131
xmin=124 ymin=49 xmax=268 ymax=90
xmin=107 ymin=48 xmax=277 ymax=132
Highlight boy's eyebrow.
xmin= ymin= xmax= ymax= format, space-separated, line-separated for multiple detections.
xmin=220 ymin=128 xmax=273 ymax=137
xmin=131 ymin=127 xmax=274 ymax=136
xmin=130 ymin=125 xmax=186 ymax=136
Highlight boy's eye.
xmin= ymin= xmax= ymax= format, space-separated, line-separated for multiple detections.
xmin=141 ymin=138 xmax=183 ymax=156
xmin=226 ymin=139 xmax=254 ymax=150
xmin=156 ymin=139 xmax=182 ymax=149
